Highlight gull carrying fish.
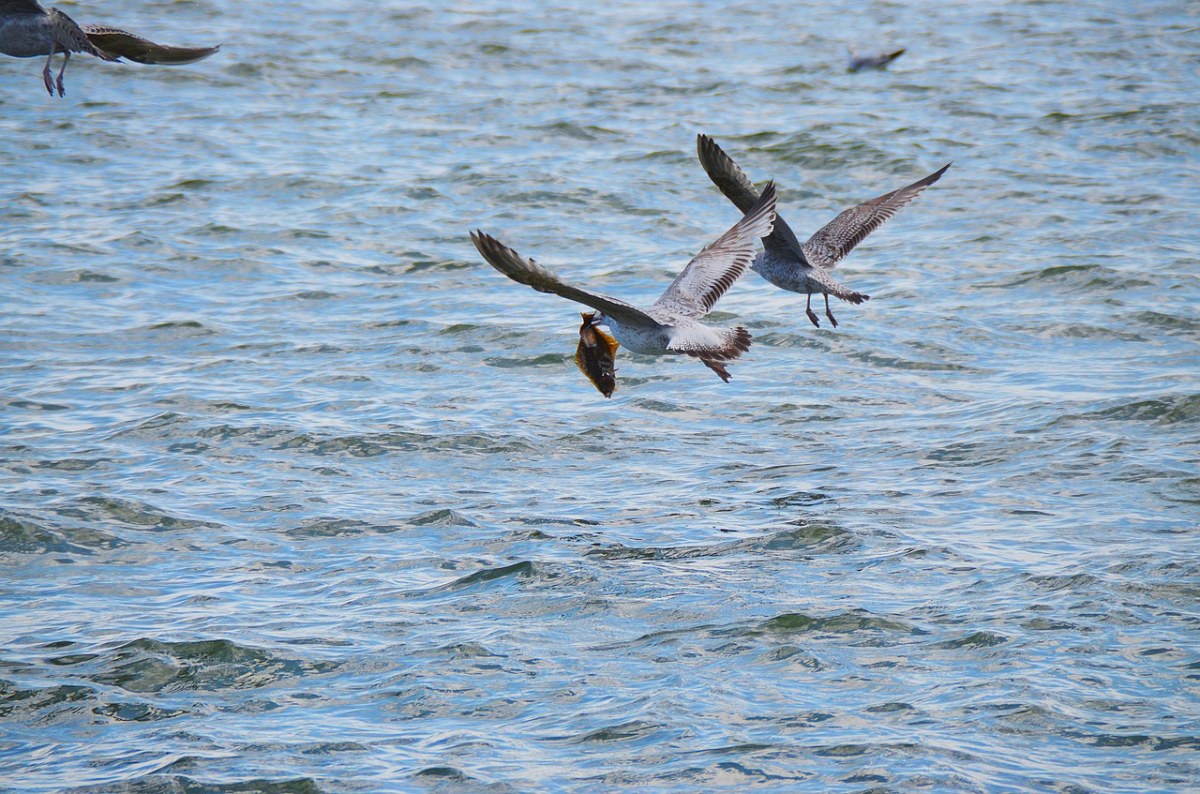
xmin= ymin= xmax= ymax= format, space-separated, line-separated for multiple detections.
xmin=470 ymin=183 xmax=776 ymax=385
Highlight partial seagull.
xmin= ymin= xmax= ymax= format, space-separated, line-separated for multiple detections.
xmin=0 ymin=0 xmax=219 ymax=97
xmin=697 ymin=133 xmax=949 ymax=328
xmin=848 ymin=48 xmax=906 ymax=72
xmin=470 ymin=183 xmax=776 ymax=383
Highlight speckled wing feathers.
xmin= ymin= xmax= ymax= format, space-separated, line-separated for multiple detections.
xmin=81 ymin=24 xmax=220 ymax=65
xmin=652 ymin=181 xmax=777 ymax=318
xmin=695 ymin=133 xmax=808 ymax=260
xmin=469 ymin=230 xmax=657 ymax=328
xmin=801 ymin=163 xmax=951 ymax=270
xmin=48 ymin=8 xmax=111 ymax=59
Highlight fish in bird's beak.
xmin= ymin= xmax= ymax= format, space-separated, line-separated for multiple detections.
xmin=575 ymin=312 xmax=619 ymax=398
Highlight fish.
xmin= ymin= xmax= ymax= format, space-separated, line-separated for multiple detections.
xmin=575 ymin=311 xmax=619 ymax=398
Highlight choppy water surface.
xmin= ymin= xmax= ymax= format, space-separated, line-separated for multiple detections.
xmin=2 ymin=0 xmax=1198 ymax=791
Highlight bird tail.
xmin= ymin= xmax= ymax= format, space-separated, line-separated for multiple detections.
xmin=692 ymin=326 xmax=752 ymax=382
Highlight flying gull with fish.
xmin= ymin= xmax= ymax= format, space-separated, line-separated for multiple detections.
xmin=470 ymin=183 xmax=777 ymax=383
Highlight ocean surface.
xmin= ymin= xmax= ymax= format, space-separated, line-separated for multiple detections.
xmin=2 ymin=0 xmax=1198 ymax=791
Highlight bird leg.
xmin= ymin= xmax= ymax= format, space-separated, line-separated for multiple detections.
xmin=824 ymin=292 xmax=839 ymax=328
xmin=42 ymin=46 xmax=58 ymax=96
xmin=805 ymin=290 xmax=821 ymax=328
xmin=55 ymin=50 xmax=71 ymax=96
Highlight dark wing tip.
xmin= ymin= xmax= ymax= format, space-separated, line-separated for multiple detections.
xmin=927 ymin=161 xmax=953 ymax=182
xmin=133 ymin=43 xmax=222 ymax=65
xmin=469 ymin=228 xmax=501 ymax=259
xmin=695 ymin=132 xmax=729 ymax=172
xmin=758 ymin=180 xmax=776 ymax=204
xmin=470 ymin=229 xmax=512 ymax=262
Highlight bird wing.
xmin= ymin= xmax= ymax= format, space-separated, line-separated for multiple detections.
xmin=0 ymin=1 xmax=45 ymax=16
xmin=848 ymin=48 xmax=906 ymax=71
xmin=470 ymin=231 xmax=658 ymax=328
xmin=81 ymin=24 xmax=220 ymax=64
xmin=696 ymin=133 xmax=807 ymax=261
xmin=652 ymin=182 xmax=777 ymax=318
xmin=801 ymin=162 xmax=951 ymax=270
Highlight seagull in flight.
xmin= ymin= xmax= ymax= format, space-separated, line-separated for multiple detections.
xmin=0 ymin=0 xmax=219 ymax=97
xmin=697 ymin=134 xmax=949 ymax=328
xmin=470 ymin=183 xmax=776 ymax=383
xmin=848 ymin=48 xmax=906 ymax=71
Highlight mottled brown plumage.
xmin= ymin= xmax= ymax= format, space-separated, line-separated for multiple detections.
xmin=81 ymin=24 xmax=219 ymax=65
xmin=697 ymin=134 xmax=950 ymax=328
xmin=0 ymin=0 xmax=218 ymax=96
xmin=470 ymin=183 xmax=776 ymax=384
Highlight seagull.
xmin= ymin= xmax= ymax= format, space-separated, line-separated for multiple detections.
xmin=0 ymin=0 xmax=219 ymax=97
xmin=697 ymin=134 xmax=950 ymax=328
xmin=470 ymin=183 xmax=776 ymax=383
xmin=848 ymin=48 xmax=906 ymax=72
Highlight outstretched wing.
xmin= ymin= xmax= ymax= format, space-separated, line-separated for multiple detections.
xmin=652 ymin=181 xmax=776 ymax=318
xmin=81 ymin=24 xmax=220 ymax=64
xmin=848 ymin=48 xmax=906 ymax=71
xmin=696 ymin=133 xmax=807 ymax=260
xmin=470 ymin=231 xmax=657 ymax=328
xmin=801 ymin=162 xmax=951 ymax=270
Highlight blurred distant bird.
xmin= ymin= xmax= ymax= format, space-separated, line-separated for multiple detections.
xmin=470 ymin=183 xmax=777 ymax=384
xmin=0 ymin=0 xmax=219 ymax=97
xmin=848 ymin=48 xmax=906 ymax=71
xmin=697 ymin=134 xmax=950 ymax=328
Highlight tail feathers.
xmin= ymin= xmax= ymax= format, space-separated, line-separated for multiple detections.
xmin=723 ymin=326 xmax=753 ymax=358
xmin=810 ymin=270 xmax=869 ymax=305
xmin=701 ymin=358 xmax=734 ymax=382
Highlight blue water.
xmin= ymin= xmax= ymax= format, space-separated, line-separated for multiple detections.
xmin=2 ymin=0 xmax=1198 ymax=791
